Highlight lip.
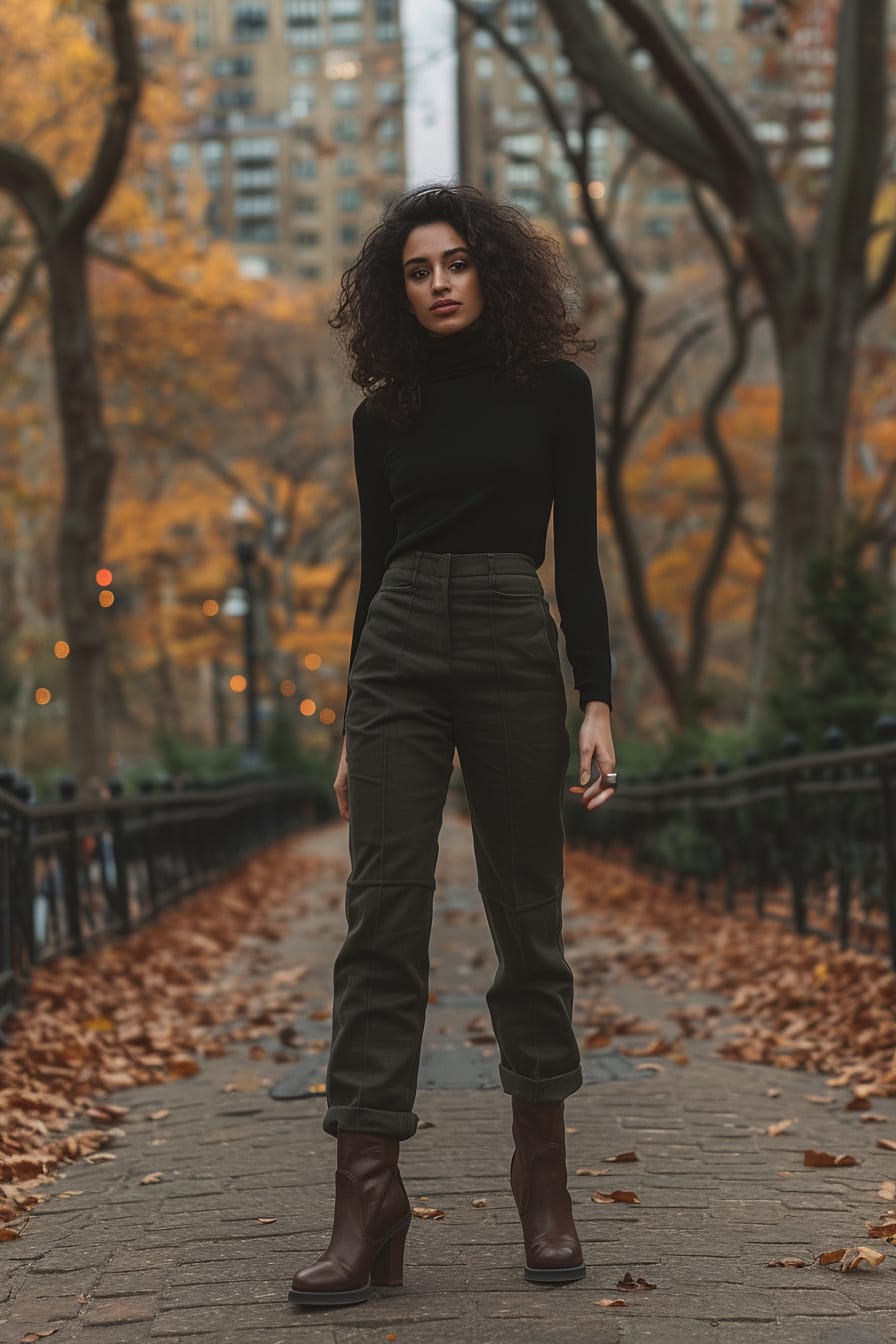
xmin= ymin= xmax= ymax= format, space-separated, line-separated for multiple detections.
xmin=430 ymin=300 xmax=460 ymax=311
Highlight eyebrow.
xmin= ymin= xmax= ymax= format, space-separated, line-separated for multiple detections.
xmin=402 ymin=246 xmax=471 ymax=270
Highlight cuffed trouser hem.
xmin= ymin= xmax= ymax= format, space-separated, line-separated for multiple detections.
xmin=323 ymin=1104 xmax=419 ymax=1140
xmin=499 ymin=1063 xmax=583 ymax=1103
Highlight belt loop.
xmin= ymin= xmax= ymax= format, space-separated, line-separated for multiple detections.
xmin=412 ymin=550 xmax=422 ymax=581
xmin=487 ymin=552 xmax=495 ymax=589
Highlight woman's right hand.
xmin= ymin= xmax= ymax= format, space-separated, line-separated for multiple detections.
xmin=334 ymin=737 xmax=349 ymax=821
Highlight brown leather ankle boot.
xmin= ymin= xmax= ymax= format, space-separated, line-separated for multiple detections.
xmin=510 ymin=1097 xmax=586 ymax=1283
xmin=288 ymin=1129 xmax=412 ymax=1306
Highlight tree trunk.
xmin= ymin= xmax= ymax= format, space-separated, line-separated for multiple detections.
xmin=46 ymin=235 xmax=116 ymax=783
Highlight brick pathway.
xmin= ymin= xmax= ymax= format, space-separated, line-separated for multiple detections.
xmin=4 ymin=807 xmax=896 ymax=1344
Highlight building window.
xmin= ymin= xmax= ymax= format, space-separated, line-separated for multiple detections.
xmin=340 ymin=223 xmax=360 ymax=244
xmin=201 ymin=139 xmax=224 ymax=162
xmin=375 ymin=79 xmax=401 ymax=105
xmin=291 ymin=82 xmax=316 ymax=116
xmin=233 ymin=194 xmax=279 ymax=216
xmin=475 ymin=56 xmax=493 ymax=79
xmin=374 ymin=0 xmax=399 ymax=42
xmin=233 ymin=136 xmax=278 ymax=161
xmin=213 ymin=54 xmax=254 ymax=77
xmin=508 ymin=0 xmax=537 ymax=43
xmin=376 ymin=115 xmax=400 ymax=142
xmin=332 ymin=19 xmax=364 ymax=45
xmin=291 ymin=54 xmax=316 ymax=74
xmin=378 ymin=147 xmax=400 ymax=174
xmin=334 ymin=117 xmax=360 ymax=142
xmin=286 ymin=0 xmax=321 ymax=45
xmin=296 ymin=195 xmax=319 ymax=213
xmin=298 ymin=263 xmax=321 ymax=278
xmin=332 ymin=80 xmax=360 ymax=107
xmin=233 ymin=166 xmax=279 ymax=189
xmin=337 ymin=154 xmax=357 ymax=176
xmin=339 ymin=186 xmax=361 ymax=211
xmin=194 ymin=2 xmax=212 ymax=48
xmin=294 ymin=156 xmax=318 ymax=178
xmin=169 ymin=140 xmax=192 ymax=168
xmin=331 ymin=0 xmax=363 ymax=15
xmin=232 ymin=1 xmax=268 ymax=41
xmin=296 ymin=229 xmax=321 ymax=247
xmin=215 ymin=87 xmax=256 ymax=109
xmin=238 ymin=219 xmax=278 ymax=241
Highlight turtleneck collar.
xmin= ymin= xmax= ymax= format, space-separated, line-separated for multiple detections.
xmin=423 ymin=313 xmax=494 ymax=381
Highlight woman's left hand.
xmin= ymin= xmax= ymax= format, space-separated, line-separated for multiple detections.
xmin=568 ymin=701 xmax=616 ymax=810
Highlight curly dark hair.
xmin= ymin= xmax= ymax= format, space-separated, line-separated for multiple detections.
xmin=327 ymin=181 xmax=596 ymax=429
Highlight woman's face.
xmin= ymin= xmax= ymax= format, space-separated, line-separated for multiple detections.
xmin=401 ymin=221 xmax=485 ymax=336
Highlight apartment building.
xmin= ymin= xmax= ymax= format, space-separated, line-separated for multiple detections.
xmin=174 ymin=0 xmax=407 ymax=280
xmin=454 ymin=0 xmax=848 ymax=282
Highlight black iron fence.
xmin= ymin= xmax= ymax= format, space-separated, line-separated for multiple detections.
xmin=0 ymin=769 xmax=336 ymax=1028
xmin=563 ymin=716 xmax=896 ymax=967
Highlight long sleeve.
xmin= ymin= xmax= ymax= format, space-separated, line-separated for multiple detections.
xmin=342 ymin=401 xmax=396 ymax=735
xmin=551 ymin=363 xmax=613 ymax=712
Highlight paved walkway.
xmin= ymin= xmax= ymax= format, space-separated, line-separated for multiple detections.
xmin=4 ymin=807 xmax=896 ymax=1344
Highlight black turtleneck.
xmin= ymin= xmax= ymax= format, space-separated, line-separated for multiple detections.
xmin=343 ymin=320 xmax=613 ymax=732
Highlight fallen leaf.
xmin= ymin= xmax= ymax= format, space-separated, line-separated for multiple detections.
xmin=803 ymin=1150 xmax=859 ymax=1167
xmin=877 ymin=1180 xmax=896 ymax=1201
xmin=0 ymin=1227 xmax=21 ymax=1241
xmin=616 ymin=1271 xmax=656 ymax=1290
xmin=877 ymin=1138 xmax=896 ymax=1152
xmin=412 ymin=1206 xmax=445 ymax=1220
xmin=821 ymin=1245 xmax=885 ymax=1272
xmin=55 ymin=1190 xmax=83 ymax=1199
xmin=765 ymin=1087 xmax=781 ymax=1098
xmin=471 ymin=1198 xmax=487 ymax=1208
xmin=139 ymin=1172 xmax=163 ymax=1185
xmin=149 ymin=1109 xmax=170 ymax=1121
xmin=860 ymin=1113 xmax=889 ymax=1123
xmin=576 ymin=1167 xmax=610 ymax=1177
xmin=565 ymin=1126 xmax=577 ymax=1134
xmin=606 ymin=1151 xmax=639 ymax=1163
xmin=21 ymin=1331 xmax=59 ymax=1341
xmin=308 ymin=1083 xmax=327 ymax=1095
xmin=805 ymin=1094 xmax=835 ymax=1105
xmin=591 ymin=1189 xmax=640 ymax=1204
xmin=255 ymin=1217 xmax=277 ymax=1224
xmin=767 ymin=1257 xmax=807 ymax=1267
xmin=633 ymin=1062 xmax=664 ymax=1072
xmin=767 ymin=1118 xmax=798 ymax=1136
xmin=865 ymin=1220 xmax=896 ymax=1239
xmin=596 ymin=1297 xmax=627 ymax=1307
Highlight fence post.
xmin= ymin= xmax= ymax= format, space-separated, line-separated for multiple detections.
xmin=106 ymin=778 xmax=131 ymax=936
xmin=58 ymin=777 xmax=84 ymax=956
xmin=821 ymin=726 xmax=849 ymax=948
xmin=781 ymin=734 xmax=806 ymax=935
xmin=876 ymin=715 xmax=896 ymax=970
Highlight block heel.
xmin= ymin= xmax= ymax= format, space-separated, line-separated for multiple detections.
xmin=370 ymin=1216 xmax=411 ymax=1287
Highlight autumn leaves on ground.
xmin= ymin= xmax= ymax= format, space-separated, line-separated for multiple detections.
xmin=5 ymin=833 xmax=896 ymax=1275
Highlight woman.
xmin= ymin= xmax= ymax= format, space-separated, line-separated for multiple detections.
xmin=290 ymin=183 xmax=616 ymax=1308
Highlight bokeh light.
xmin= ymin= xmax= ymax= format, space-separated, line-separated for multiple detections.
xmin=280 ymin=679 xmax=296 ymax=696
xmin=304 ymin=652 xmax=322 ymax=670
xmin=54 ymin=641 xmax=70 ymax=659
xmin=230 ymin=674 xmax=247 ymax=693
xmin=35 ymin=688 xmax=51 ymax=706
xmin=96 ymin=568 xmax=113 ymax=587
xmin=202 ymin=599 xmax=219 ymax=617
xmin=299 ymin=698 xmax=316 ymax=716
xmin=319 ymin=708 xmax=336 ymax=725
xmin=98 ymin=590 xmax=115 ymax=608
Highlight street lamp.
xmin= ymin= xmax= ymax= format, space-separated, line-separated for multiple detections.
xmin=223 ymin=496 xmax=261 ymax=768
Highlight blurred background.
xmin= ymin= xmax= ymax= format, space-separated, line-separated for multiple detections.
xmin=1 ymin=0 xmax=895 ymax=796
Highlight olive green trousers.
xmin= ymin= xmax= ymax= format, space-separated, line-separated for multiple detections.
xmin=325 ymin=551 xmax=582 ymax=1140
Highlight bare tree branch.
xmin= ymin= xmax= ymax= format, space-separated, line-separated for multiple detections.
xmin=0 ymin=249 xmax=41 ymax=345
xmin=59 ymin=0 xmax=142 ymax=238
